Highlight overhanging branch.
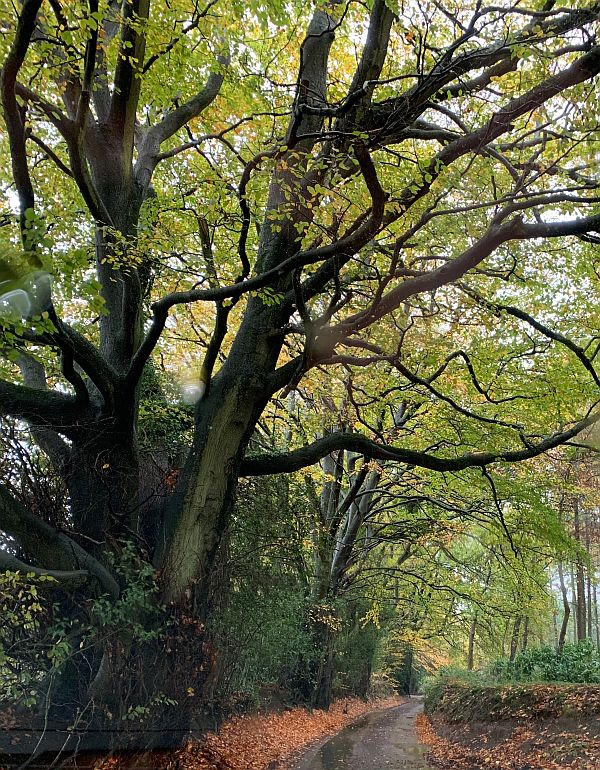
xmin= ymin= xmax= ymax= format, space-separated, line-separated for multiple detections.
xmin=240 ymin=413 xmax=599 ymax=476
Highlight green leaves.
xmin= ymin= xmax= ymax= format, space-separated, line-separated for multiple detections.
xmin=251 ymin=286 xmax=284 ymax=306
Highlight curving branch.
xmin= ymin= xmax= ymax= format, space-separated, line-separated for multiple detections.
xmin=142 ymin=0 xmax=220 ymax=73
xmin=335 ymin=0 xmax=395 ymax=122
xmin=240 ymin=412 xmax=599 ymax=476
xmin=14 ymin=80 xmax=72 ymax=136
xmin=126 ymin=140 xmax=387 ymax=388
xmin=151 ymin=59 xmax=229 ymax=145
xmin=319 ymin=206 xmax=600 ymax=348
xmin=17 ymin=354 xmax=73 ymax=468
xmin=391 ymin=358 xmax=525 ymax=431
xmin=0 ymin=550 xmax=89 ymax=588
xmin=462 ymin=288 xmax=600 ymax=390
xmin=0 ymin=0 xmax=43 ymax=255
xmin=133 ymin=34 xmax=600 ymax=386
xmin=135 ymin=52 xmax=229 ymax=189
xmin=48 ymin=310 xmax=116 ymax=408
xmin=0 ymin=483 xmax=119 ymax=598
xmin=366 ymin=5 xmax=600 ymax=144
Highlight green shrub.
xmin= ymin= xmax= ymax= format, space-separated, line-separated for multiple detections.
xmin=422 ymin=673 xmax=448 ymax=713
xmin=423 ymin=640 xmax=600 ymax=718
xmin=0 ymin=570 xmax=61 ymax=708
xmin=486 ymin=640 xmax=600 ymax=684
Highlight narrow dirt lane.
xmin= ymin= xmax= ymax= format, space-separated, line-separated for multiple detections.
xmin=293 ymin=698 xmax=430 ymax=770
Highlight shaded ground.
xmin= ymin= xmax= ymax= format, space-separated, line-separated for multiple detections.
xmin=294 ymin=698 xmax=430 ymax=770
xmin=0 ymin=696 xmax=402 ymax=770
xmin=418 ymin=712 xmax=600 ymax=770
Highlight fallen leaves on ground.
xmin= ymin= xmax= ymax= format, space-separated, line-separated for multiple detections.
xmin=417 ymin=712 xmax=600 ymax=770
xmin=167 ymin=696 xmax=402 ymax=770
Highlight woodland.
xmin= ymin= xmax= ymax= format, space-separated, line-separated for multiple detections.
xmin=0 ymin=0 xmax=600 ymax=757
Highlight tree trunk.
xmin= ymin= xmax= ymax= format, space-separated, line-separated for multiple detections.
xmin=312 ymin=620 xmax=336 ymax=709
xmin=521 ymin=616 xmax=529 ymax=651
xmin=158 ymin=280 xmax=290 ymax=608
xmin=467 ymin=616 xmax=477 ymax=671
xmin=585 ymin=516 xmax=593 ymax=639
xmin=570 ymin=563 xmax=577 ymax=643
xmin=159 ymin=384 xmax=262 ymax=608
xmin=576 ymin=563 xmax=586 ymax=640
xmin=509 ymin=616 xmax=522 ymax=663
xmin=594 ymin=581 xmax=600 ymax=652
xmin=557 ymin=561 xmax=571 ymax=653
xmin=574 ymin=499 xmax=587 ymax=641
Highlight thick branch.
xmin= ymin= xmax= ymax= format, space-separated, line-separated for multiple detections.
xmin=0 ymin=377 xmax=82 ymax=436
xmin=128 ymin=142 xmax=387 ymax=384
xmin=0 ymin=483 xmax=119 ymax=598
xmin=367 ymin=6 xmax=600 ymax=143
xmin=108 ymin=0 xmax=150 ymax=155
xmin=323 ymin=205 xmax=600 ymax=344
xmin=0 ymin=550 xmax=88 ymax=588
xmin=150 ymin=59 xmax=228 ymax=144
xmin=49 ymin=310 xmax=116 ymax=407
xmin=289 ymin=4 xmax=341 ymax=144
xmin=135 ymin=53 xmax=229 ymax=188
xmin=340 ymin=0 xmax=395 ymax=117
xmin=241 ymin=413 xmax=599 ymax=476
xmin=18 ymin=354 xmax=72 ymax=467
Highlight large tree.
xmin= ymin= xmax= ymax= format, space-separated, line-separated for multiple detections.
xmin=1 ymin=0 xmax=600 ymax=728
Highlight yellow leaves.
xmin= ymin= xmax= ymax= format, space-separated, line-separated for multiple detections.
xmin=309 ymin=603 xmax=343 ymax=632
xmin=361 ymin=604 xmax=381 ymax=629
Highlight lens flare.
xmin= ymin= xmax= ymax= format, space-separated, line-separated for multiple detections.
xmin=181 ymin=379 xmax=206 ymax=405
xmin=0 ymin=289 xmax=31 ymax=320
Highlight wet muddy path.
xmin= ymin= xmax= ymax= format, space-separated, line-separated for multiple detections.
xmin=294 ymin=698 xmax=430 ymax=770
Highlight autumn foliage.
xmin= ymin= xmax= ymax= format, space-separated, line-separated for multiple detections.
xmin=171 ymin=697 xmax=402 ymax=770
xmin=89 ymin=697 xmax=402 ymax=770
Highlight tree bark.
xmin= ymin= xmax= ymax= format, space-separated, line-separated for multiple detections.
xmin=509 ymin=616 xmax=522 ymax=663
xmin=521 ymin=616 xmax=529 ymax=651
xmin=158 ymin=308 xmax=285 ymax=608
xmin=467 ymin=616 xmax=477 ymax=671
xmin=594 ymin=580 xmax=600 ymax=652
xmin=574 ymin=498 xmax=587 ymax=641
xmin=557 ymin=561 xmax=571 ymax=654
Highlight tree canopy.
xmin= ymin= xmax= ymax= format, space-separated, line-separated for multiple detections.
xmin=0 ymin=0 xmax=599 ymax=745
